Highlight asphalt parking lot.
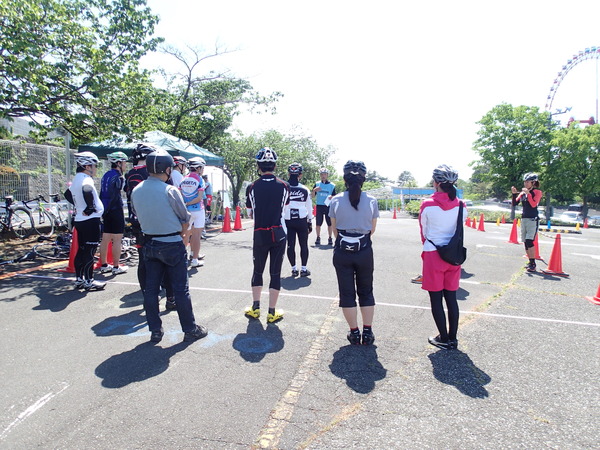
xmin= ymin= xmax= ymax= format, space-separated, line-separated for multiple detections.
xmin=1 ymin=211 xmax=598 ymax=449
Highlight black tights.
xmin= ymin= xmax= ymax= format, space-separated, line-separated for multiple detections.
xmin=428 ymin=290 xmax=459 ymax=341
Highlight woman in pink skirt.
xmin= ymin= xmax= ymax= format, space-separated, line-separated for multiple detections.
xmin=419 ymin=165 xmax=467 ymax=350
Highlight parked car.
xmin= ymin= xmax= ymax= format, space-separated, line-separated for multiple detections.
xmin=588 ymin=215 xmax=600 ymax=226
xmin=558 ymin=211 xmax=583 ymax=224
xmin=567 ymin=203 xmax=583 ymax=213
xmin=464 ymin=200 xmax=473 ymax=207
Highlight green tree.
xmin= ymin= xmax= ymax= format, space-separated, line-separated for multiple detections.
xmin=365 ymin=170 xmax=389 ymax=186
xmin=0 ymin=0 xmax=162 ymax=139
xmin=472 ymin=103 xmax=553 ymax=217
xmin=397 ymin=170 xmax=417 ymax=187
xmin=217 ymin=129 xmax=335 ymax=205
xmin=155 ymin=46 xmax=282 ymax=149
xmin=549 ymin=124 xmax=600 ymax=216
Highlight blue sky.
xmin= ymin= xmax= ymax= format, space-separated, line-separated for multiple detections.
xmin=144 ymin=0 xmax=600 ymax=185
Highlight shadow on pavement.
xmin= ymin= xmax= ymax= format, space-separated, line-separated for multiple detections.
xmin=329 ymin=345 xmax=387 ymax=394
xmin=95 ymin=340 xmax=192 ymax=388
xmin=281 ymin=275 xmax=311 ymax=291
xmin=92 ymin=308 xmax=147 ymax=337
xmin=232 ymin=319 xmax=284 ymax=362
xmin=428 ymin=349 xmax=491 ymax=398
xmin=457 ymin=287 xmax=470 ymax=301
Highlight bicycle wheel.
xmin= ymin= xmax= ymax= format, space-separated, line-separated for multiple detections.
xmin=35 ymin=210 xmax=56 ymax=238
xmin=33 ymin=242 xmax=70 ymax=261
xmin=11 ymin=207 xmax=34 ymax=239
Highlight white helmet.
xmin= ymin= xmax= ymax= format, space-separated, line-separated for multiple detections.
xmin=432 ymin=164 xmax=459 ymax=184
xmin=187 ymin=157 xmax=206 ymax=169
xmin=75 ymin=151 xmax=99 ymax=167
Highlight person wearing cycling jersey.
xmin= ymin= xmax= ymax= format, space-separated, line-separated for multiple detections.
xmin=171 ymin=155 xmax=187 ymax=188
xmin=312 ymin=168 xmax=336 ymax=246
xmin=511 ymin=172 xmax=543 ymax=272
xmin=68 ymin=152 xmax=105 ymax=291
xmin=284 ymin=163 xmax=313 ymax=277
xmin=245 ymin=147 xmax=290 ymax=323
xmin=125 ymin=143 xmax=153 ymax=291
xmin=202 ymin=174 xmax=213 ymax=226
xmin=419 ymin=164 xmax=467 ymax=350
xmin=131 ymin=149 xmax=207 ymax=343
xmin=329 ymin=160 xmax=379 ymax=345
xmin=179 ymin=157 xmax=207 ymax=268
xmin=98 ymin=151 xmax=128 ymax=276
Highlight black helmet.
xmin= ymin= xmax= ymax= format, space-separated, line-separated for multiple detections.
xmin=432 ymin=164 xmax=459 ymax=184
xmin=523 ymin=172 xmax=539 ymax=182
xmin=343 ymin=160 xmax=367 ymax=176
xmin=132 ymin=143 xmax=156 ymax=161
xmin=288 ymin=163 xmax=303 ymax=175
xmin=146 ymin=149 xmax=174 ymax=174
xmin=255 ymin=147 xmax=278 ymax=163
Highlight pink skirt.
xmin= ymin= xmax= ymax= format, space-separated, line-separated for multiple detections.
xmin=421 ymin=250 xmax=461 ymax=292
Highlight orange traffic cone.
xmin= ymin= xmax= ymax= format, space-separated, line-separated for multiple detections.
xmin=393 ymin=208 xmax=397 ymax=219
xmin=234 ymin=205 xmax=243 ymax=231
xmin=585 ymin=284 xmax=600 ymax=305
xmin=94 ymin=241 xmax=114 ymax=269
xmin=465 ymin=217 xmax=471 ymax=227
xmin=541 ymin=234 xmax=569 ymax=277
xmin=583 ymin=218 xmax=589 ymax=229
xmin=478 ymin=213 xmax=485 ymax=232
xmin=58 ymin=228 xmax=78 ymax=273
xmin=472 ymin=217 xmax=477 ymax=229
xmin=501 ymin=214 xmax=506 ymax=224
xmin=508 ymin=219 xmax=519 ymax=244
xmin=222 ymin=207 xmax=233 ymax=233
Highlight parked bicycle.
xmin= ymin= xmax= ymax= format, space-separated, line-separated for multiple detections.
xmin=0 ymin=196 xmax=35 ymax=239
xmin=33 ymin=233 xmax=135 ymax=263
xmin=22 ymin=194 xmax=73 ymax=238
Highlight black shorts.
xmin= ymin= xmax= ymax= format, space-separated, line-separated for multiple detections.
xmin=102 ymin=208 xmax=125 ymax=234
xmin=315 ymin=204 xmax=331 ymax=227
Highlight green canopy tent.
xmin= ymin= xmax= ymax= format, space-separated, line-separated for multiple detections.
xmin=78 ymin=130 xmax=224 ymax=166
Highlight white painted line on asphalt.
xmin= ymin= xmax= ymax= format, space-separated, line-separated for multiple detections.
xmin=16 ymin=275 xmax=598 ymax=327
xmin=571 ymin=252 xmax=600 ymax=260
xmin=0 ymin=383 xmax=69 ymax=440
xmin=476 ymin=244 xmax=498 ymax=248
xmin=377 ymin=302 xmax=600 ymax=327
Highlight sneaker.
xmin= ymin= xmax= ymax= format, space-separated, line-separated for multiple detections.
xmin=84 ymin=280 xmax=107 ymax=291
xmin=428 ymin=335 xmax=450 ymax=350
xmin=347 ymin=331 xmax=361 ymax=345
xmin=74 ymin=279 xmax=85 ymax=289
xmin=328 ymin=237 xmax=333 ymax=246
xmin=99 ymin=264 xmax=113 ymax=274
xmin=267 ymin=310 xmax=284 ymax=323
xmin=315 ymin=237 xmax=321 ymax=245
xmin=291 ymin=269 xmax=299 ymax=277
xmin=526 ymin=263 xmax=537 ymax=272
xmin=150 ymin=328 xmax=164 ymax=343
xmin=183 ymin=324 xmax=208 ymax=342
xmin=448 ymin=339 xmax=459 ymax=350
xmin=411 ymin=274 xmax=424 ymax=284
xmin=165 ymin=298 xmax=177 ymax=311
xmin=190 ymin=259 xmax=204 ymax=268
xmin=300 ymin=269 xmax=311 ymax=277
xmin=112 ymin=266 xmax=128 ymax=275
xmin=244 ymin=306 xmax=260 ymax=319
xmin=362 ymin=331 xmax=375 ymax=345
xmin=198 ymin=254 xmax=206 ymax=260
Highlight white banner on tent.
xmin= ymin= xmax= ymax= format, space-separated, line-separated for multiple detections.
xmin=222 ymin=191 xmax=232 ymax=209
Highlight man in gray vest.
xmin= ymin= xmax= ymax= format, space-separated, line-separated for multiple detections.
xmin=131 ymin=149 xmax=208 ymax=343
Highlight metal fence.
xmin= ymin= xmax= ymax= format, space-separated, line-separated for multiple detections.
xmin=0 ymin=140 xmax=111 ymax=203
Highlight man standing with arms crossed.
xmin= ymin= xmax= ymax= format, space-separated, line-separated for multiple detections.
xmin=131 ymin=149 xmax=208 ymax=343
xmin=312 ymin=168 xmax=336 ymax=246
xmin=244 ymin=147 xmax=290 ymax=323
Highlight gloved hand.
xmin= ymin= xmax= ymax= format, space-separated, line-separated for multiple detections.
xmin=83 ymin=206 xmax=96 ymax=216
xmin=307 ymin=220 xmax=312 ymax=234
